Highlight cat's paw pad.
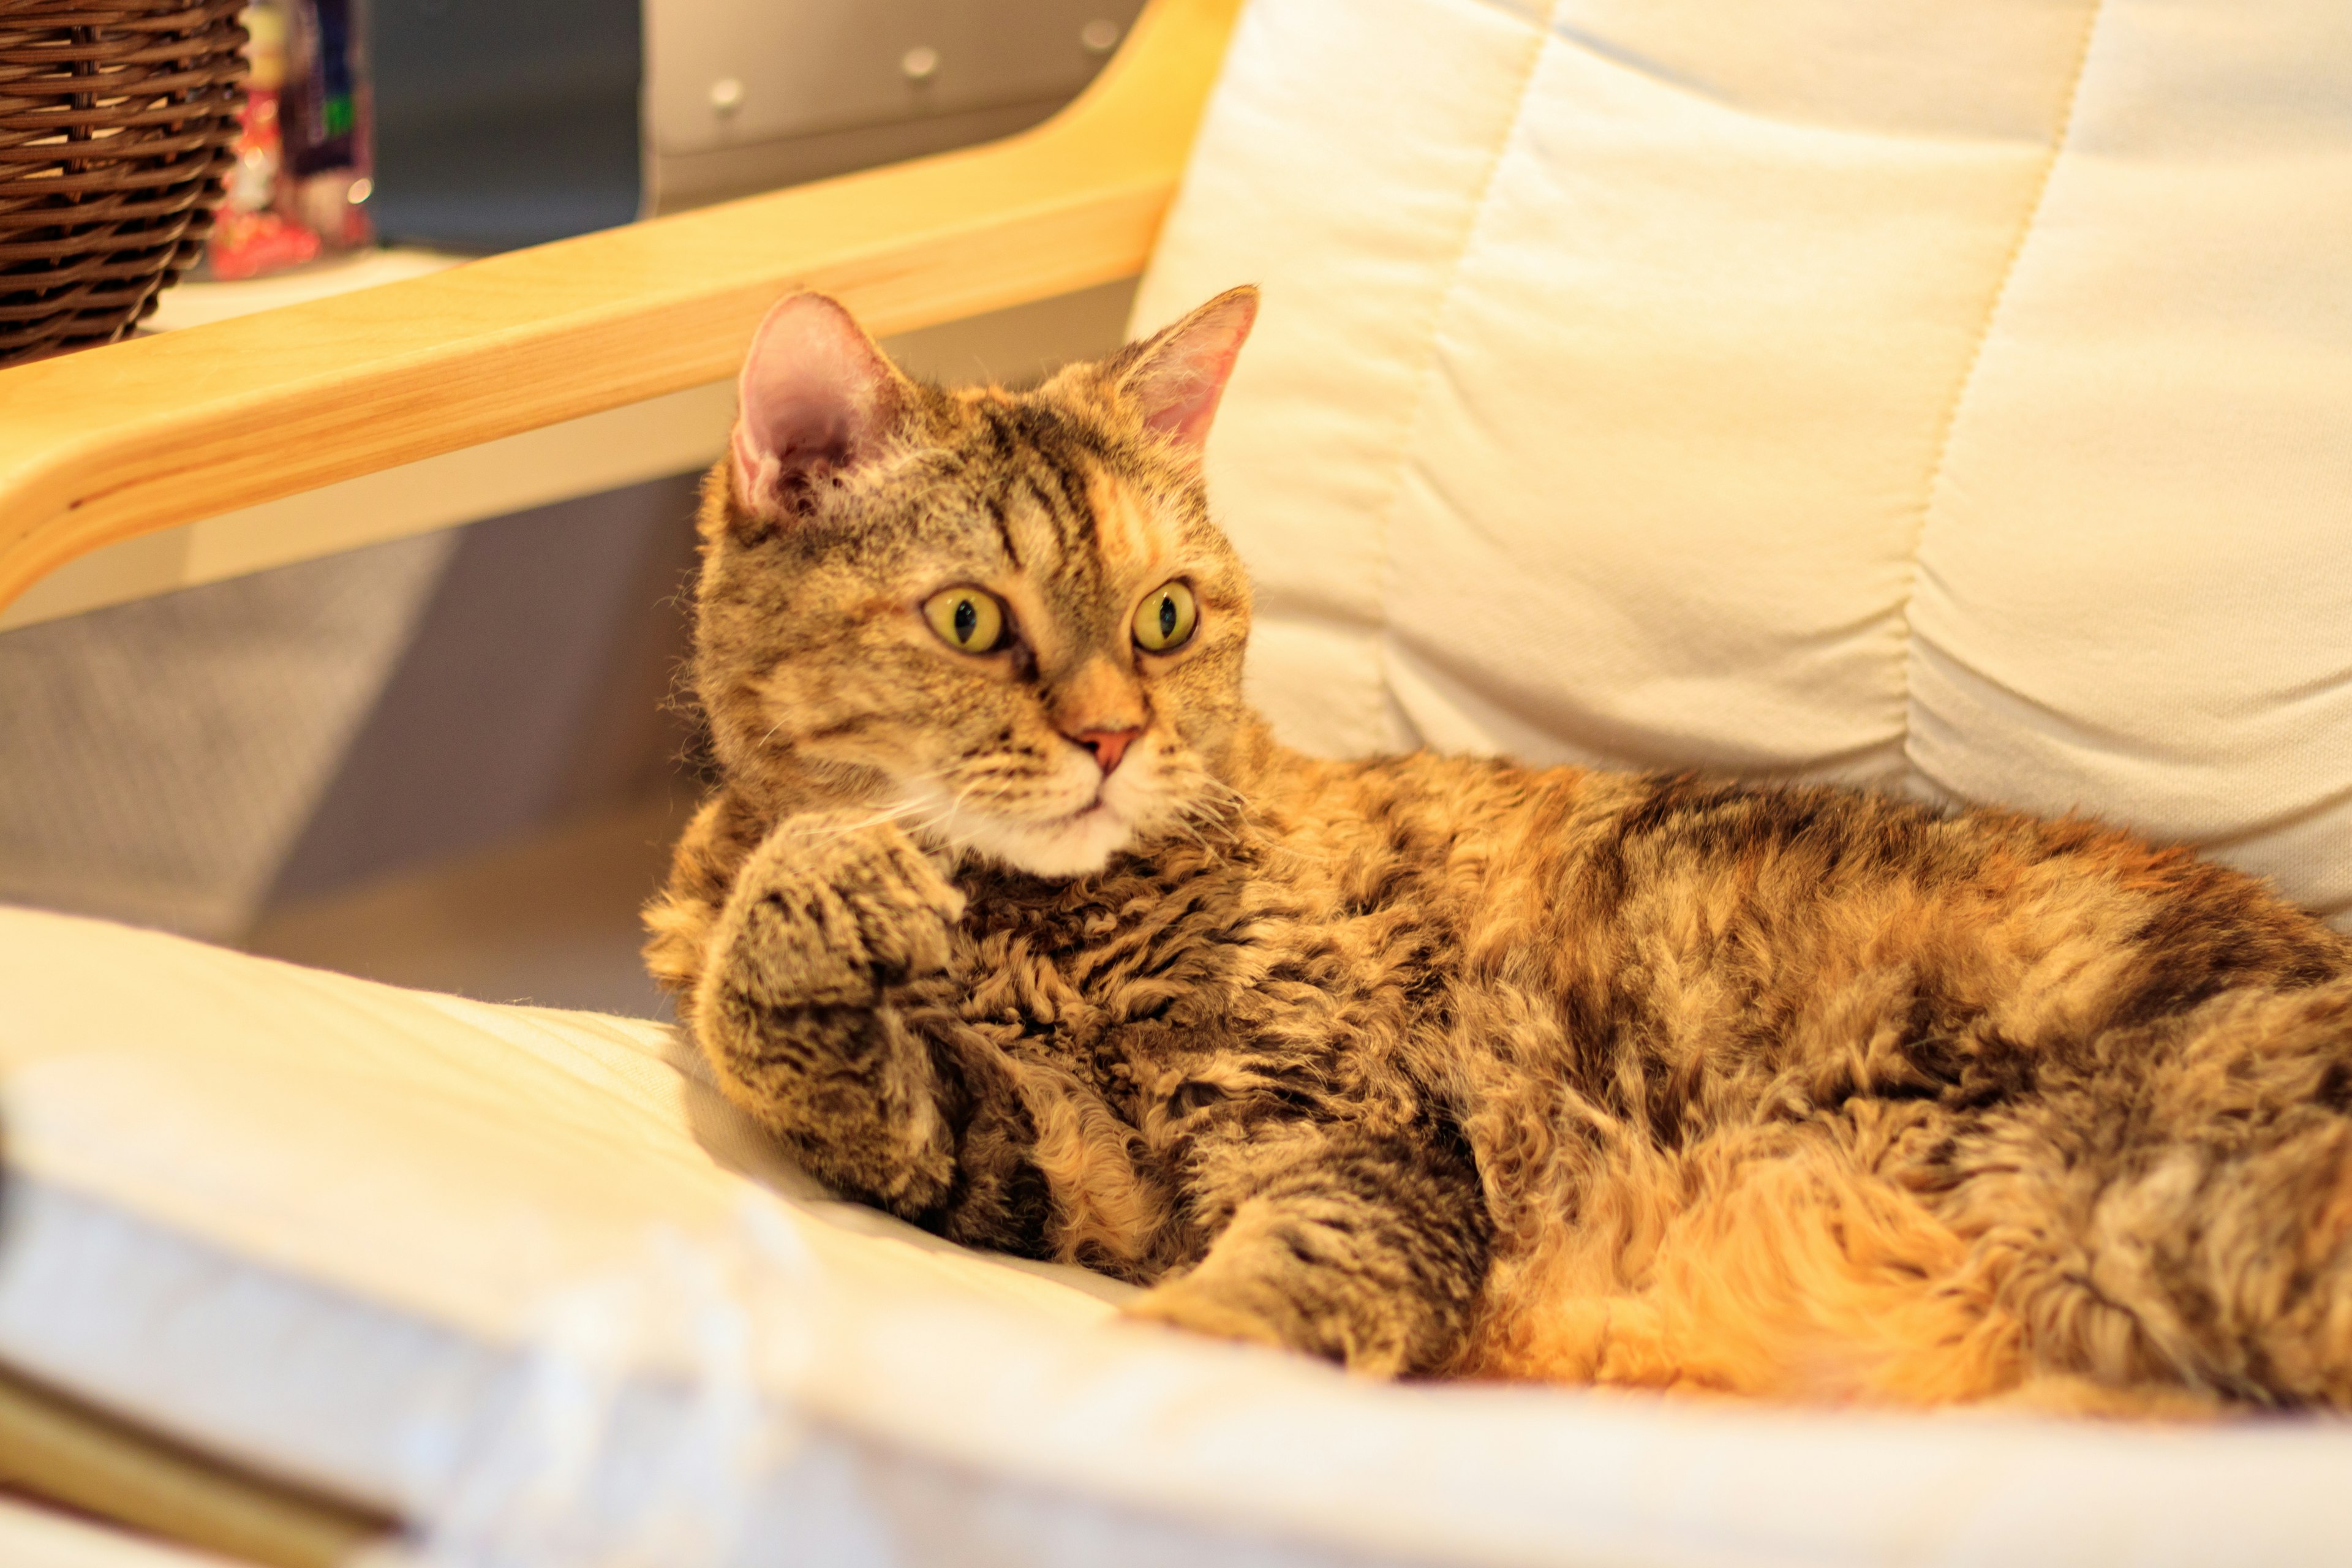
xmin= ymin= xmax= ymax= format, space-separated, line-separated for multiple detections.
xmin=724 ymin=811 xmax=965 ymax=1006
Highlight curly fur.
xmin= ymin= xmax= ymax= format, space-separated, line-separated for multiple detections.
xmin=646 ymin=289 xmax=2352 ymax=1412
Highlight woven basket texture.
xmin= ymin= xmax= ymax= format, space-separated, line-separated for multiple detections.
xmin=0 ymin=0 xmax=246 ymax=368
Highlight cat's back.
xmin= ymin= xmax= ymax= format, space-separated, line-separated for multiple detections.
xmin=1265 ymin=751 xmax=2348 ymax=1071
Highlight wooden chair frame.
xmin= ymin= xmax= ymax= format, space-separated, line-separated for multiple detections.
xmin=0 ymin=0 xmax=1241 ymax=622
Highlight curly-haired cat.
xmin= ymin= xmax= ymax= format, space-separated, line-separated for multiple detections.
xmin=645 ymin=287 xmax=2352 ymax=1414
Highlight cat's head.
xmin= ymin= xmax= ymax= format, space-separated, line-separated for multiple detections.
xmin=692 ymin=287 xmax=1263 ymax=879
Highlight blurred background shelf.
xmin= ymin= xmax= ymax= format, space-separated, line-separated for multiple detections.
xmin=143 ymin=247 xmax=464 ymax=332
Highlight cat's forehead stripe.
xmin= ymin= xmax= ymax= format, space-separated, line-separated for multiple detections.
xmin=980 ymin=488 xmax=1023 ymax=571
xmin=971 ymin=402 xmax=1087 ymax=552
xmin=950 ymin=393 xmax=1191 ymax=649
xmin=1088 ymin=471 xmax=1168 ymax=573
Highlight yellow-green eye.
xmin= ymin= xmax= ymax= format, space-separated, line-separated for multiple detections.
xmin=923 ymin=586 xmax=1006 ymax=652
xmin=1133 ymin=580 xmax=1199 ymax=653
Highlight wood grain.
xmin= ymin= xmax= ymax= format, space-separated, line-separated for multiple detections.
xmin=0 ymin=1362 xmax=392 ymax=1567
xmin=0 ymin=0 xmax=1239 ymax=619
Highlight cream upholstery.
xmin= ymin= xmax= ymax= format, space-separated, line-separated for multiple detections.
xmin=1136 ymin=0 xmax=2352 ymax=924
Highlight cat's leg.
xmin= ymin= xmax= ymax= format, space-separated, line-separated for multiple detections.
xmin=1943 ymin=980 xmax=2352 ymax=1411
xmin=1599 ymin=1133 xmax=2025 ymax=1405
xmin=691 ymin=809 xmax=970 ymax=1215
xmin=1457 ymin=1118 xmax=2028 ymax=1405
xmin=1124 ymin=1124 xmax=1490 ymax=1376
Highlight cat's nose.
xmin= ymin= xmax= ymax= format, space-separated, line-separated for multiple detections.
xmin=1071 ymin=726 xmax=1143 ymax=775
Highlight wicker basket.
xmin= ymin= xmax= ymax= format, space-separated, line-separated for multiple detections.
xmin=0 ymin=0 xmax=247 ymax=368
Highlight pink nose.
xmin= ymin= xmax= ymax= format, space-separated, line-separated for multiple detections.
xmin=1071 ymin=726 xmax=1142 ymax=775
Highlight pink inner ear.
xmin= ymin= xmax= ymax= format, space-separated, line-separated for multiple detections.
xmin=1128 ymin=288 xmax=1259 ymax=453
xmin=732 ymin=293 xmax=896 ymax=513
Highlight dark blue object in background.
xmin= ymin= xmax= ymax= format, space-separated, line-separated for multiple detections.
xmin=368 ymin=0 xmax=643 ymax=252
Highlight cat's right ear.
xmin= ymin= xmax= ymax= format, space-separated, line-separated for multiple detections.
xmin=731 ymin=292 xmax=907 ymax=521
xmin=1115 ymin=285 xmax=1259 ymax=458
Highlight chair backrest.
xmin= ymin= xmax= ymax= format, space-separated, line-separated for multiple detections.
xmin=1134 ymin=0 xmax=2352 ymax=925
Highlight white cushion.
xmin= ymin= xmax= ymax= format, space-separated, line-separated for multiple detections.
xmin=1136 ymin=0 xmax=2352 ymax=924
xmin=6 ymin=906 xmax=2352 ymax=1566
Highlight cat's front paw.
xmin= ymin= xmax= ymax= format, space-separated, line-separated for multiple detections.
xmin=1126 ymin=1261 xmax=1417 ymax=1376
xmin=1121 ymin=1205 xmax=1439 ymax=1378
xmin=1124 ymin=1272 xmax=1299 ymax=1357
xmin=718 ymin=810 xmax=967 ymax=1009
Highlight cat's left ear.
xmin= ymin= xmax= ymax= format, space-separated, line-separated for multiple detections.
xmin=732 ymin=292 xmax=910 ymax=519
xmin=1115 ymin=285 xmax=1259 ymax=457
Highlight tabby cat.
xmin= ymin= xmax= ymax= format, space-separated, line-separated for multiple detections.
xmin=645 ymin=287 xmax=2352 ymax=1413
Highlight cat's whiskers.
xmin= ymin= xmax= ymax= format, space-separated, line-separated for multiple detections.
xmin=796 ymin=796 xmax=930 ymax=850
xmin=890 ymin=764 xmax=1091 ymax=871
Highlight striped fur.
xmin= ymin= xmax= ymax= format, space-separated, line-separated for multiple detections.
xmin=647 ymin=292 xmax=2352 ymax=1411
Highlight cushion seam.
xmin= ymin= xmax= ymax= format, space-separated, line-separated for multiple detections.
xmin=1893 ymin=0 xmax=2112 ymax=791
xmin=1362 ymin=0 xmax=1561 ymax=752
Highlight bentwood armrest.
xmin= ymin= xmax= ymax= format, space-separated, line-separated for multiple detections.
xmin=0 ymin=0 xmax=1240 ymax=620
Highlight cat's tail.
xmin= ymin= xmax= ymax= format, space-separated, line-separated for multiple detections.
xmin=1981 ymin=981 xmax=2352 ymax=1410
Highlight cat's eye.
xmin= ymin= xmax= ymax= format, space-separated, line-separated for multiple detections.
xmin=1132 ymin=580 xmax=1199 ymax=654
xmin=923 ymin=586 xmax=1008 ymax=653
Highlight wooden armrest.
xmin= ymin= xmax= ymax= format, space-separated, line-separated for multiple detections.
xmin=0 ymin=0 xmax=1240 ymax=620
xmin=0 ymin=1362 xmax=393 ymax=1568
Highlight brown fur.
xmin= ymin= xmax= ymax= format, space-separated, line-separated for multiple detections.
xmin=647 ymin=290 xmax=2352 ymax=1412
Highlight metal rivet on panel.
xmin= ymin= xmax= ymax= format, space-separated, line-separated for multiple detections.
xmin=900 ymin=45 xmax=941 ymax=82
xmin=709 ymin=77 xmax=745 ymax=114
xmin=1080 ymin=18 xmax=1122 ymax=53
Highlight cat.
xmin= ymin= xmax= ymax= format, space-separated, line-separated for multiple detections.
xmin=644 ymin=285 xmax=2352 ymax=1414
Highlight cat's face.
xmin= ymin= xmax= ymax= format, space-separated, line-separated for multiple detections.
xmin=693 ymin=288 xmax=1262 ymax=878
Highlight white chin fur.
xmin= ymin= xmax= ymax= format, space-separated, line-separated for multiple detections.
xmin=902 ymin=743 xmax=1162 ymax=879
xmin=948 ymin=799 xmax=1137 ymax=878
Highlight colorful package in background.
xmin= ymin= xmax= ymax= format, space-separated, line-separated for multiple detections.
xmin=207 ymin=1 xmax=373 ymax=281
xmin=285 ymin=0 xmax=372 ymax=247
